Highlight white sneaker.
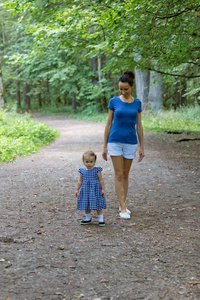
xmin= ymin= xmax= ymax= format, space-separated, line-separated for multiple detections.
xmin=119 ymin=212 xmax=131 ymax=219
xmin=119 ymin=207 xmax=131 ymax=215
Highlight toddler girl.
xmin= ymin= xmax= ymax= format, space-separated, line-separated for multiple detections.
xmin=75 ymin=150 xmax=107 ymax=226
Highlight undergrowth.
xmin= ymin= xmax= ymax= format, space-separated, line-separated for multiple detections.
xmin=0 ymin=109 xmax=59 ymax=163
xmin=71 ymin=104 xmax=200 ymax=134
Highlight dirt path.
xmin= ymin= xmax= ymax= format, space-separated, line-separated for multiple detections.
xmin=0 ymin=116 xmax=200 ymax=300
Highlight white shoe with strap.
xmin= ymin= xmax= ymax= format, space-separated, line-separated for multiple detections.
xmin=119 ymin=207 xmax=131 ymax=215
xmin=119 ymin=212 xmax=131 ymax=219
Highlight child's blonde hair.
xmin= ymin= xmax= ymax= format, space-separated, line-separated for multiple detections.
xmin=82 ymin=150 xmax=97 ymax=162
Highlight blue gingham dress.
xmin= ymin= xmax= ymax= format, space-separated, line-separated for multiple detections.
xmin=77 ymin=167 xmax=107 ymax=211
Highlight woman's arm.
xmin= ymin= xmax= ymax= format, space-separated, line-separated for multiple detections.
xmin=102 ymin=109 xmax=114 ymax=161
xmin=97 ymin=172 xmax=105 ymax=197
xmin=136 ymin=112 xmax=145 ymax=162
xmin=75 ymin=174 xmax=83 ymax=197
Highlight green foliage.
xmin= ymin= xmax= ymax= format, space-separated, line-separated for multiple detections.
xmin=1 ymin=0 xmax=200 ymax=111
xmin=0 ymin=108 xmax=59 ymax=162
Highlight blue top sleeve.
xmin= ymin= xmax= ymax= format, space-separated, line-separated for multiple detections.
xmin=108 ymin=97 xmax=115 ymax=110
xmin=78 ymin=168 xmax=83 ymax=174
xmin=96 ymin=167 xmax=103 ymax=173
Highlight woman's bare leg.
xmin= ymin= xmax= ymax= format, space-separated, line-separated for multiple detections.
xmin=111 ymin=156 xmax=125 ymax=212
xmin=111 ymin=156 xmax=133 ymax=213
xmin=122 ymin=157 xmax=133 ymax=203
xmin=111 ymin=156 xmax=133 ymax=212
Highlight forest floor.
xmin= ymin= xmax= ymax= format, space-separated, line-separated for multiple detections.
xmin=0 ymin=115 xmax=200 ymax=300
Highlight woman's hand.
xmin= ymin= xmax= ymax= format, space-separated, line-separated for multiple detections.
xmin=138 ymin=148 xmax=145 ymax=162
xmin=102 ymin=147 xmax=108 ymax=161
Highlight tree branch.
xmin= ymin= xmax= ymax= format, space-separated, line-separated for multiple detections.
xmin=135 ymin=62 xmax=200 ymax=78
xmin=151 ymin=5 xmax=200 ymax=20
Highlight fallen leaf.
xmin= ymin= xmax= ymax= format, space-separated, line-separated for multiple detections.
xmin=18 ymin=220 xmax=24 ymax=223
xmin=55 ymin=292 xmax=63 ymax=295
xmin=73 ymin=293 xmax=84 ymax=298
xmin=0 ymin=258 xmax=5 ymax=262
xmin=57 ymin=246 xmax=65 ymax=250
xmin=37 ymin=231 xmax=46 ymax=235
xmin=127 ymin=223 xmax=136 ymax=227
xmin=100 ymin=279 xmax=109 ymax=283
xmin=189 ymin=281 xmax=200 ymax=286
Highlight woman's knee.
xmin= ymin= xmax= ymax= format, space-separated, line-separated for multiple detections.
xmin=115 ymin=170 xmax=123 ymax=182
xmin=123 ymin=171 xmax=129 ymax=181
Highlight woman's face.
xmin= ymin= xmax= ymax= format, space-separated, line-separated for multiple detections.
xmin=119 ymin=81 xmax=133 ymax=98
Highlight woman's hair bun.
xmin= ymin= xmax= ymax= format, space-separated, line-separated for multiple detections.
xmin=118 ymin=70 xmax=135 ymax=86
xmin=123 ymin=70 xmax=135 ymax=80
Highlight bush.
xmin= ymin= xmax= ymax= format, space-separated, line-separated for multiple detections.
xmin=0 ymin=109 xmax=59 ymax=163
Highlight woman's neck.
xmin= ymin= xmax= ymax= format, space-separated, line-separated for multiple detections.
xmin=120 ymin=95 xmax=134 ymax=103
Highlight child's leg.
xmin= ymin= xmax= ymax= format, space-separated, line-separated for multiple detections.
xmin=85 ymin=210 xmax=91 ymax=220
xmin=97 ymin=209 xmax=105 ymax=226
xmin=80 ymin=210 xmax=91 ymax=224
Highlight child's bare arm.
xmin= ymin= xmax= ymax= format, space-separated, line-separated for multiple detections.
xmin=97 ymin=172 xmax=105 ymax=197
xmin=75 ymin=174 xmax=82 ymax=197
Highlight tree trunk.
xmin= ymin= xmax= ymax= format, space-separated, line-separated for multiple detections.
xmin=135 ymin=67 xmax=150 ymax=108
xmin=46 ymin=78 xmax=51 ymax=104
xmin=24 ymin=84 xmax=31 ymax=111
xmin=37 ymin=81 xmax=42 ymax=108
xmin=38 ymin=92 xmax=42 ymax=108
xmin=91 ymin=57 xmax=98 ymax=86
xmin=97 ymin=56 xmax=102 ymax=83
xmin=181 ymin=79 xmax=187 ymax=105
xmin=17 ymin=81 xmax=21 ymax=109
xmin=1 ymin=22 xmax=5 ymax=43
xmin=148 ymin=70 xmax=163 ymax=111
xmin=71 ymin=92 xmax=76 ymax=111
xmin=0 ymin=55 xmax=5 ymax=107
xmin=91 ymin=57 xmax=101 ymax=112
xmin=176 ymin=81 xmax=182 ymax=108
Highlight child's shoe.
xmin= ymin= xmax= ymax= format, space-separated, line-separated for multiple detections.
xmin=80 ymin=220 xmax=91 ymax=225
xmin=99 ymin=222 xmax=105 ymax=227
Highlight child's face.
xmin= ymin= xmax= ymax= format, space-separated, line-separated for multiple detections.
xmin=83 ymin=155 xmax=96 ymax=170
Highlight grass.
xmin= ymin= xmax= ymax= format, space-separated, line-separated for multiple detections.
xmin=70 ymin=104 xmax=200 ymax=134
xmin=0 ymin=108 xmax=59 ymax=163
xmin=142 ymin=105 xmax=200 ymax=134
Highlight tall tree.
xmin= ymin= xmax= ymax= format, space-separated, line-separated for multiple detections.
xmin=0 ymin=55 xmax=5 ymax=106
xmin=148 ymin=70 xmax=163 ymax=111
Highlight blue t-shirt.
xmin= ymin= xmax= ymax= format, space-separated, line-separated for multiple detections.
xmin=108 ymin=96 xmax=142 ymax=145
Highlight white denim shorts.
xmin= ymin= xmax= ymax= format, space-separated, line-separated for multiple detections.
xmin=107 ymin=143 xmax=137 ymax=159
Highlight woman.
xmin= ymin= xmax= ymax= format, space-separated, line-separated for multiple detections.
xmin=102 ymin=70 xmax=144 ymax=219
